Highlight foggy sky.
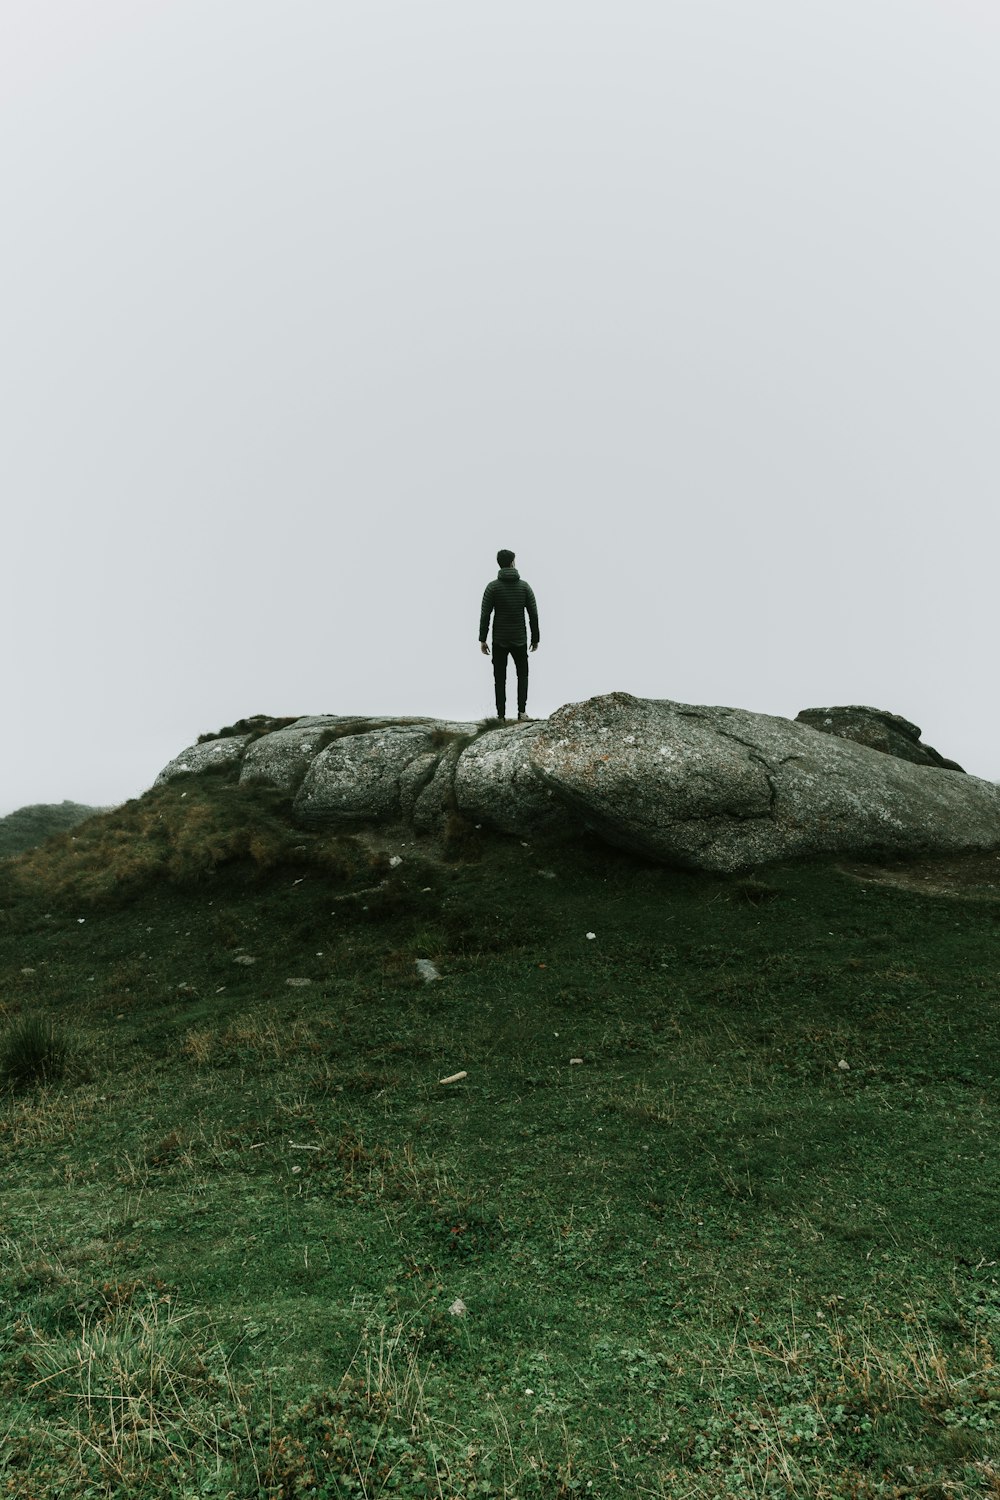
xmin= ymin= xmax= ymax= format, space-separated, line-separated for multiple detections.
xmin=3 ymin=1 xmax=998 ymax=811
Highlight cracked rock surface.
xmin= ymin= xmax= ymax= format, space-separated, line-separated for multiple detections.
xmin=529 ymin=693 xmax=1000 ymax=872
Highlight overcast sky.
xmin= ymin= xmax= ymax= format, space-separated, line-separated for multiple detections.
xmin=2 ymin=0 xmax=998 ymax=811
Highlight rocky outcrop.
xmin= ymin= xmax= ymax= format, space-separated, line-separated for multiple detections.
xmin=530 ymin=694 xmax=997 ymax=872
xmin=795 ymin=706 xmax=964 ymax=772
xmin=158 ymin=697 xmax=992 ymax=872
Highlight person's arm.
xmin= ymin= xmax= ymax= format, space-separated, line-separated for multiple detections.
xmin=526 ymin=585 xmax=540 ymax=651
xmin=479 ymin=583 xmax=494 ymax=654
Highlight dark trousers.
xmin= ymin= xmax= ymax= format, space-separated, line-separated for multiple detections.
xmin=492 ymin=644 xmax=529 ymax=717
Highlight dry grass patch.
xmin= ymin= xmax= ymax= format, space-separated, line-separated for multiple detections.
xmin=7 ymin=776 xmax=371 ymax=908
xmin=181 ymin=1012 xmax=321 ymax=1068
xmin=18 ymin=1292 xmax=259 ymax=1493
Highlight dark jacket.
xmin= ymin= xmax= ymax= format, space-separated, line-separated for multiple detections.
xmin=479 ymin=568 xmax=540 ymax=648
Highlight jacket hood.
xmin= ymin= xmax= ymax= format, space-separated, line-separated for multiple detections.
xmin=498 ymin=567 xmax=520 ymax=579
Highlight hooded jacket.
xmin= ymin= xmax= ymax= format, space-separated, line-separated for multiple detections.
xmin=479 ymin=568 xmax=540 ymax=649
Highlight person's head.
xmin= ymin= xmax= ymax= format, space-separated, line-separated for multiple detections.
xmin=497 ymin=548 xmax=515 ymax=568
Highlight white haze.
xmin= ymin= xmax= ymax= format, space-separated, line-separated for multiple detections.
xmin=2 ymin=0 xmax=998 ymax=810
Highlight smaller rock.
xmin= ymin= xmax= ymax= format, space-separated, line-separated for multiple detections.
xmin=415 ymin=959 xmax=440 ymax=982
xmin=286 ymin=978 xmax=312 ymax=988
xmin=586 ymin=932 xmax=596 ymax=940
xmin=233 ymin=955 xmax=256 ymax=966
xmin=239 ymin=717 xmax=348 ymax=792
xmin=795 ymin=706 xmax=964 ymax=772
xmin=295 ymin=725 xmax=454 ymax=825
xmin=448 ymin=1298 xmax=467 ymax=1317
xmin=156 ymin=734 xmax=253 ymax=784
xmin=838 ymin=1059 xmax=850 ymax=1071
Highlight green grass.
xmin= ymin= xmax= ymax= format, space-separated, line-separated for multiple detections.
xmin=0 ymin=774 xmax=998 ymax=1496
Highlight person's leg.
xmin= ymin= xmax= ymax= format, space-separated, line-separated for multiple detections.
xmin=511 ymin=644 xmax=529 ymax=715
xmin=492 ymin=646 xmax=510 ymax=718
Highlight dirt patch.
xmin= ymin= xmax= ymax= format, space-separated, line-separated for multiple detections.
xmin=839 ymin=850 xmax=1000 ymax=900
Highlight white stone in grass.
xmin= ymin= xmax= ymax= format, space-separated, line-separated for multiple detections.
xmin=838 ymin=1059 xmax=850 ymax=1071
xmin=389 ymin=854 xmax=402 ymax=867
xmin=586 ymin=932 xmax=596 ymax=940
xmin=233 ymin=955 xmax=256 ymax=966
xmin=448 ymin=1298 xmax=467 ymax=1317
xmin=286 ymin=977 xmax=312 ymax=988
xmin=415 ymin=959 xmax=440 ymax=982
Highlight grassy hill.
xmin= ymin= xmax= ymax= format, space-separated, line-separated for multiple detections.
xmin=0 ymin=771 xmax=998 ymax=1497
xmin=0 ymin=800 xmax=104 ymax=856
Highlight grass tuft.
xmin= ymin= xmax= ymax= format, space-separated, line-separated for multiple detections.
xmin=196 ymin=714 xmax=300 ymax=744
xmin=732 ymin=876 xmax=781 ymax=905
xmin=440 ymin=810 xmax=482 ymax=862
xmin=0 ymin=1014 xmax=75 ymax=1090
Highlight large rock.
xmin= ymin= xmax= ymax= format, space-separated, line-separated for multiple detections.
xmin=530 ymin=693 xmax=1000 ymax=873
xmin=795 ymin=706 xmax=964 ymax=772
xmin=452 ymin=722 xmax=573 ymax=836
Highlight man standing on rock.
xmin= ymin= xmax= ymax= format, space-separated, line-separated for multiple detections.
xmin=479 ymin=549 xmax=540 ymax=724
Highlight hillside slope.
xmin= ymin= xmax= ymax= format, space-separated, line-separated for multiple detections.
xmin=0 ymin=799 xmax=103 ymax=855
xmin=0 ymin=772 xmax=997 ymax=1497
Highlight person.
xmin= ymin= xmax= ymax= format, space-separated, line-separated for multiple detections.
xmin=478 ymin=549 xmax=540 ymax=723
